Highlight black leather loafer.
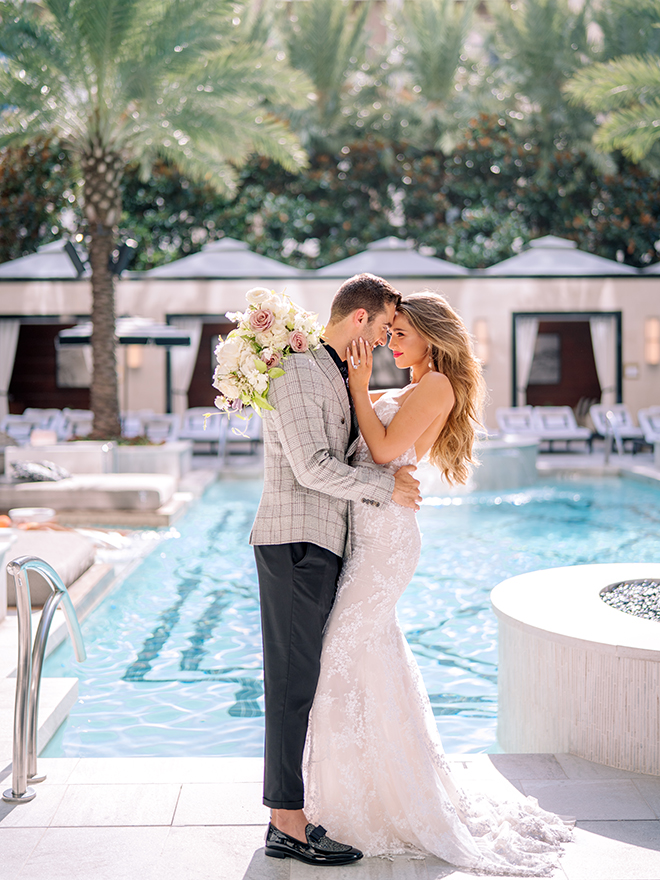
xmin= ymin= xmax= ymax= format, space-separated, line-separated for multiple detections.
xmin=264 ymin=822 xmax=363 ymax=865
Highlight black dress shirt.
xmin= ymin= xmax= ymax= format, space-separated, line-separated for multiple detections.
xmin=323 ymin=342 xmax=359 ymax=450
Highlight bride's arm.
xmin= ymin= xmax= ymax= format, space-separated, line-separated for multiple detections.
xmin=347 ymin=338 xmax=454 ymax=464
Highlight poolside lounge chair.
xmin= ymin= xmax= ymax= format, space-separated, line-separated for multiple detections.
xmin=589 ymin=404 xmax=644 ymax=452
xmin=178 ymin=407 xmax=228 ymax=454
xmin=5 ymin=530 xmax=96 ymax=606
xmin=140 ymin=413 xmax=180 ymax=444
xmin=225 ymin=410 xmax=262 ymax=459
xmin=495 ymin=406 xmax=536 ymax=436
xmin=60 ymin=408 xmax=94 ymax=440
xmin=531 ymin=406 xmax=592 ymax=452
xmin=0 ymin=414 xmax=43 ymax=446
xmin=638 ymin=407 xmax=660 ymax=466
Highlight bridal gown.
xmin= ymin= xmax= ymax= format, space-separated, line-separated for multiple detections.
xmin=303 ymin=393 xmax=572 ymax=876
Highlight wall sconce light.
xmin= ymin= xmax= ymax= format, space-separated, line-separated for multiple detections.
xmin=473 ymin=318 xmax=490 ymax=366
xmin=126 ymin=344 xmax=143 ymax=369
xmin=645 ymin=317 xmax=660 ymax=365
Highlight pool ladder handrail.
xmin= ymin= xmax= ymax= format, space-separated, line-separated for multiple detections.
xmin=2 ymin=555 xmax=86 ymax=804
xmin=603 ymin=410 xmax=624 ymax=463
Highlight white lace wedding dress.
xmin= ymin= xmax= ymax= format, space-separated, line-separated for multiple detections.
xmin=303 ymin=393 xmax=572 ymax=876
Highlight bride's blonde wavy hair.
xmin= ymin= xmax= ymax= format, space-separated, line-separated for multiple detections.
xmin=397 ymin=292 xmax=485 ymax=485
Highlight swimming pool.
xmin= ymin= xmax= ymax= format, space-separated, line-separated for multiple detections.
xmin=43 ymin=475 xmax=660 ymax=758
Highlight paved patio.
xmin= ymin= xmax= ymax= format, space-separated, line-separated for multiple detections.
xmin=1 ymin=753 xmax=659 ymax=880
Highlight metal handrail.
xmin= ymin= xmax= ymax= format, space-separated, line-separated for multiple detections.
xmin=603 ymin=410 xmax=624 ymax=464
xmin=2 ymin=556 xmax=86 ymax=804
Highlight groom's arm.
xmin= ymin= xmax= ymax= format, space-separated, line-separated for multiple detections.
xmin=267 ymin=355 xmax=394 ymax=504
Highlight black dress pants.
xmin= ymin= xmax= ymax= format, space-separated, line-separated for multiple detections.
xmin=254 ymin=542 xmax=342 ymax=810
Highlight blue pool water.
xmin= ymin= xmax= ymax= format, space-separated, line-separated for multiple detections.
xmin=43 ymin=476 xmax=660 ymax=758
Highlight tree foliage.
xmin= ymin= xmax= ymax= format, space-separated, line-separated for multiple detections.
xmin=3 ymin=0 xmax=660 ymax=286
xmin=0 ymin=139 xmax=76 ymax=264
xmin=0 ymin=0 xmax=307 ymax=436
xmin=276 ymin=0 xmax=372 ymax=145
xmin=484 ymin=0 xmax=596 ymax=156
xmin=566 ymin=55 xmax=660 ymax=161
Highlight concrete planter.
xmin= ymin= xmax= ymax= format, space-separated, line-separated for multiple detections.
xmin=113 ymin=441 xmax=192 ymax=479
xmin=5 ymin=441 xmax=115 ymax=475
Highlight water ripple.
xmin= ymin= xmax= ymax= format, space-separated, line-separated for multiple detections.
xmin=43 ymin=476 xmax=660 ymax=758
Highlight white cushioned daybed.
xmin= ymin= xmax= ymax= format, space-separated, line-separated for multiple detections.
xmin=5 ymin=530 xmax=96 ymax=605
xmin=0 ymin=473 xmax=176 ymax=512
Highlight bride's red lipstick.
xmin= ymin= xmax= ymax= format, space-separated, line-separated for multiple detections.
xmin=393 ymin=352 xmax=402 ymax=357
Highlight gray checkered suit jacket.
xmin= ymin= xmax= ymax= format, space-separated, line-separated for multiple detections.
xmin=250 ymin=345 xmax=395 ymax=557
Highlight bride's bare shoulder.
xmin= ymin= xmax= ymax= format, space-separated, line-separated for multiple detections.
xmin=405 ymin=372 xmax=454 ymax=405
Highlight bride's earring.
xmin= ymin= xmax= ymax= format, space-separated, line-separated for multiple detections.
xmin=427 ymin=347 xmax=434 ymax=370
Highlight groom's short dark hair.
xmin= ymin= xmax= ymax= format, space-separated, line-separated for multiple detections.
xmin=329 ymin=273 xmax=401 ymax=324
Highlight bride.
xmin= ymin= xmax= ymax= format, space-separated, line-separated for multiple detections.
xmin=303 ymin=291 xmax=572 ymax=876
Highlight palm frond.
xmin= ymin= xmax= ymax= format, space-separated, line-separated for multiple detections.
xmin=0 ymin=0 xmax=307 ymax=180
xmin=593 ymin=99 xmax=660 ymax=161
xmin=398 ymin=0 xmax=475 ymax=105
xmin=279 ymin=0 xmax=371 ymax=129
xmin=565 ymin=55 xmax=660 ymax=111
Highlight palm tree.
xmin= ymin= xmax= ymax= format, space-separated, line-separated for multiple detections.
xmin=564 ymin=1 xmax=660 ymax=161
xmin=0 ymin=0 xmax=308 ymax=438
xmin=275 ymin=0 xmax=372 ymax=147
xmin=485 ymin=0 xmax=595 ymax=157
xmin=391 ymin=0 xmax=475 ymax=147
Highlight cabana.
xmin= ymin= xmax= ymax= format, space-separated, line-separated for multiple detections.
xmin=315 ymin=236 xmax=467 ymax=277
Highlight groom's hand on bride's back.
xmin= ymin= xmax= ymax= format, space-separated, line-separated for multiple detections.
xmin=392 ymin=465 xmax=422 ymax=510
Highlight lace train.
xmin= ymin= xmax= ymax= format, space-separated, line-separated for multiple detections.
xmin=303 ymin=394 xmax=571 ymax=876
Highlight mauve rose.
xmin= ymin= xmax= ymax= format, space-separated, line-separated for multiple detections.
xmin=289 ymin=330 xmax=308 ymax=352
xmin=249 ymin=308 xmax=274 ymax=332
xmin=264 ymin=351 xmax=281 ymax=368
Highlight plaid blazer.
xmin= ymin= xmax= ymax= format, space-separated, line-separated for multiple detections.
xmin=250 ymin=345 xmax=395 ymax=557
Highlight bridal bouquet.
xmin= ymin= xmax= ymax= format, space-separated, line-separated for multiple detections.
xmin=212 ymin=287 xmax=323 ymax=415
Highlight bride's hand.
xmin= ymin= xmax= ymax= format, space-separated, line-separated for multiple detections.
xmin=346 ymin=338 xmax=372 ymax=393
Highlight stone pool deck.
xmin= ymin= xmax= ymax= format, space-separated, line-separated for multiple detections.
xmin=1 ymin=754 xmax=659 ymax=879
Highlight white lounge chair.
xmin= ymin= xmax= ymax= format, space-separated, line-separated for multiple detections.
xmin=226 ymin=410 xmax=262 ymax=456
xmin=0 ymin=413 xmax=43 ymax=445
xmin=141 ymin=413 xmax=180 ymax=444
xmin=495 ymin=406 xmax=536 ymax=435
xmin=531 ymin=406 xmax=592 ymax=451
xmin=589 ymin=404 xmax=644 ymax=452
xmin=120 ymin=409 xmax=154 ymax=438
xmin=23 ymin=407 xmax=63 ymax=430
xmin=60 ymin=408 xmax=94 ymax=440
xmin=178 ymin=407 xmax=228 ymax=454
xmin=638 ymin=407 xmax=660 ymax=467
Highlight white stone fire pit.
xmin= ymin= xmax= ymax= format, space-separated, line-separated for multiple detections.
xmin=491 ymin=562 xmax=660 ymax=776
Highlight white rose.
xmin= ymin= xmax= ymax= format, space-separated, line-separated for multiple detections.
xmin=246 ymin=287 xmax=274 ymax=306
xmin=266 ymin=321 xmax=290 ymax=350
xmin=254 ymin=373 xmax=269 ymax=394
xmin=214 ymin=375 xmax=242 ymax=399
xmin=215 ymin=336 xmax=242 ymax=368
xmin=271 ymin=298 xmax=292 ymax=322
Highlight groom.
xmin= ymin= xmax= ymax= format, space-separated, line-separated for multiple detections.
xmin=251 ymin=273 xmax=421 ymax=865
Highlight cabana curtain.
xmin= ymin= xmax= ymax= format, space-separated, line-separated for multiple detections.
xmin=590 ymin=316 xmax=617 ymax=407
xmin=169 ymin=318 xmax=203 ymax=416
xmin=515 ymin=317 xmax=539 ymax=407
xmin=0 ymin=319 xmax=20 ymax=420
